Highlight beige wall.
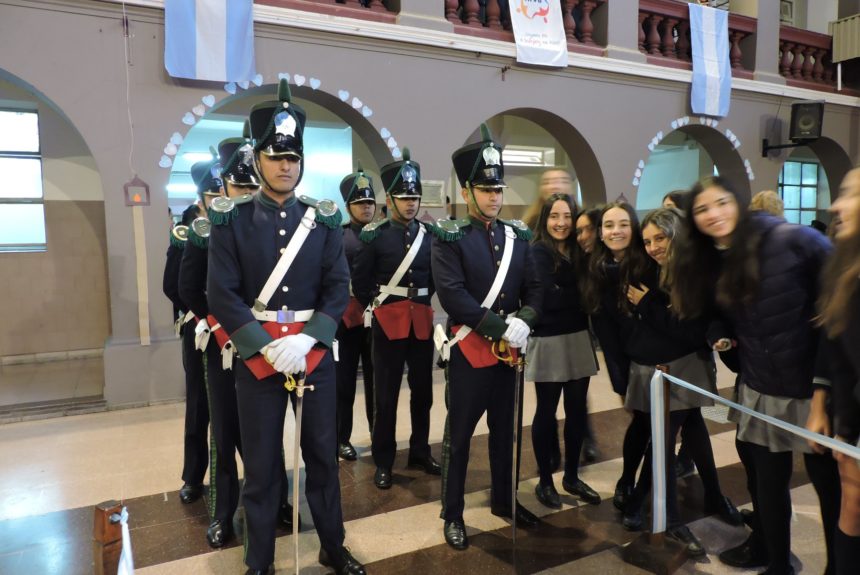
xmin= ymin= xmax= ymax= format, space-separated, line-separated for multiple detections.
xmin=0 ymin=78 xmax=110 ymax=357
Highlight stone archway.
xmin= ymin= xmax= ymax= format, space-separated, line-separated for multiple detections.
xmin=636 ymin=123 xmax=752 ymax=210
xmin=457 ymin=108 xmax=606 ymax=211
xmin=799 ymin=136 xmax=854 ymax=204
xmin=161 ymin=81 xmax=398 ymax=213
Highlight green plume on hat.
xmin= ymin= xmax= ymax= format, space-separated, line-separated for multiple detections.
xmin=243 ymin=120 xmax=250 ymax=139
xmin=480 ymin=123 xmax=493 ymax=142
xmin=402 ymin=147 xmax=411 ymax=161
xmin=278 ymin=78 xmax=292 ymax=103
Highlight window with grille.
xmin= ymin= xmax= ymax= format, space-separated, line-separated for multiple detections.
xmin=0 ymin=109 xmax=46 ymax=252
xmin=778 ymin=160 xmax=818 ymax=225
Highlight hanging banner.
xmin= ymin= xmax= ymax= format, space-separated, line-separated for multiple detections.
xmin=507 ymin=1 xmax=568 ymax=67
xmin=689 ymin=2 xmax=731 ymax=117
xmin=164 ymin=0 xmax=256 ymax=82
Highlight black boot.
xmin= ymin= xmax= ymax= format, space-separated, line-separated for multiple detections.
xmin=319 ymin=546 xmax=366 ymax=575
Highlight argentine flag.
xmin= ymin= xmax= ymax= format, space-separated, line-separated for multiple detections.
xmin=164 ymin=0 xmax=256 ymax=82
xmin=689 ymin=3 xmax=731 ymax=118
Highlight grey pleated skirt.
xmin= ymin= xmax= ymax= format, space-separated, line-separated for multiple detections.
xmin=525 ymin=330 xmax=598 ymax=383
xmin=728 ymin=382 xmax=813 ymax=454
xmin=624 ymin=351 xmax=717 ymax=412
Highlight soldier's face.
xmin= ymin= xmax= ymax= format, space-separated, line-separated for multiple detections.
xmin=464 ymin=186 xmax=503 ymax=220
xmin=391 ymin=197 xmax=419 ymax=222
xmin=258 ymin=154 xmax=301 ymax=194
xmin=349 ymin=200 xmax=376 ymax=225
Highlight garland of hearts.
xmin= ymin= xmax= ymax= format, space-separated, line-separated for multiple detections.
xmin=159 ymin=72 xmax=402 ymax=169
xmin=630 ymin=115 xmax=755 ymax=188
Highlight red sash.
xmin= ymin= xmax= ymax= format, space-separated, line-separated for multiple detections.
xmin=206 ymin=314 xmax=231 ymax=350
xmin=243 ymin=321 xmax=326 ymax=380
xmin=342 ymin=297 xmax=365 ymax=329
xmin=373 ymin=300 xmax=433 ymax=341
xmin=451 ymin=325 xmax=520 ymax=369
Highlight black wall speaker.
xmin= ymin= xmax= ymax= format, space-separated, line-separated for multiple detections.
xmin=789 ymin=101 xmax=824 ymax=141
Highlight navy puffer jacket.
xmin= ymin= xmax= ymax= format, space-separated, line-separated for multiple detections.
xmin=722 ymin=213 xmax=831 ymax=399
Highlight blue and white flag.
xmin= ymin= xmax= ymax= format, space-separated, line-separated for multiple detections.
xmin=689 ymin=3 xmax=731 ymax=117
xmin=164 ymin=0 xmax=256 ymax=82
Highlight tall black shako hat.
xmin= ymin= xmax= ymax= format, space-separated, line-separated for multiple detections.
xmin=249 ymin=79 xmax=306 ymax=159
xmin=380 ymin=148 xmax=421 ymax=199
xmin=340 ymin=164 xmax=376 ymax=204
xmin=190 ymin=149 xmax=222 ymax=202
xmin=218 ymin=121 xmax=259 ymax=188
xmin=452 ymin=123 xmax=506 ymax=189
xmin=249 ymin=79 xmax=307 ymax=188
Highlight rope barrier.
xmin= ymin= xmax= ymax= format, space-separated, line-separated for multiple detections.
xmin=648 ymin=369 xmax=860 ymax=535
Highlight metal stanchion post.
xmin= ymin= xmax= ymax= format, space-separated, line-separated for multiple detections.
xmin=621 ymin=366 xmax=687 ymax=575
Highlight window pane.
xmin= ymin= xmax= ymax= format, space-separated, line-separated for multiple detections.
xmin=784 ymin=209 xmax=800 ymax=224
xmin=801 ymin=186 xmax=817 ymax=209
xmin=782 ymin=162 xmax=801 ymax=185
xmin=0 ymin=111 xmax=39 ymax=153
xmin=782 ymin=185 xmax=800 ymax=209
xmin=800 ymin=210 xmax=815 ymax=226
xmin=0 ymin=157 xmax=43 ymax=199
xmin=801 ymin=163 xmax=818 ymax=186
xmin=0 ymin=204 xmax=46 ymax=244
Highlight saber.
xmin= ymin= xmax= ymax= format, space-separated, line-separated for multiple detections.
xmin=284 ymin=371 xmax=314 ymax=575
xmin=511 ymin=349 xmax=524 ymax=545
xmin=493 ymin=341 xmax=525 ymax=545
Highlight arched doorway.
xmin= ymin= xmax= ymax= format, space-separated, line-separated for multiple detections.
xmin=777 ymin=137 xmax=852 ymax=227
xmin=451 ymin=110 xmax=605 ymax=221
xmin=165 ymin=84 xmax=393 ymax=217
xmin=636 ymin=124 xmax=751 ymax=211
xmin=0 ymin=68 xmax=109 ymax=410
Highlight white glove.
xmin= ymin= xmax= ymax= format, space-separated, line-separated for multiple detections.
xmin=194 ymin=318 xmax=211 ymax=350
xmin=265 ymin=333 xmax=316 ymax=375
xmin=502 ymin=316 xmax=530 ymax=349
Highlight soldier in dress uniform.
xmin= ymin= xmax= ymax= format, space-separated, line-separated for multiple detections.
xmin=335 ymin=168 xmax=377 ymax=461
xmin=432 ymin=125 xmax=542 ymax=550
xmin=207 ymin=80 xmax=364 ymax=575
xmin=175 ymin=160 xmax=222 ymax=505
xmin=163 ymin=210 xmax=190 ymax=325
xmin=352 ymin=150 xmax=441 ymax=489
xmin=196 ymin=134 xmax=302 ymax=549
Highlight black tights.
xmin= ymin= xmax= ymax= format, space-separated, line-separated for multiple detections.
xmin=620 ymin=410 xmax=651 ymax=488
xmin=804 ymin=450 xmax=841 ymax=575
xmin=736 ymin=439 xmax=794 ymax=573
xmin=627 ymin=408 xmax=724 ymax=524
xmin=532 ymin=378 xmax=590 ymax=485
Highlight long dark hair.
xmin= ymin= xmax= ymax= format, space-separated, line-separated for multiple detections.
xmin=818 ymin=168 xmax=860 ymax=337
xmin=583 ymin=201 xmax=652 ymax=313
xmin=641 ymin=207 xmax=685 ymax=290
xmin=532 ymin=193 xmax=581 ymax=272
xmin=670 ymin=176 xmax=760 ymax=318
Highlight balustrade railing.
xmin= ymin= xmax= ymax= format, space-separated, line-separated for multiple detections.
xmin=638 ymin=0 xmax=754 ymax=76
xmin=254 ymin=0 xmax=847 ymax=94
xmin=444 ymin=1 xmax=606 ymax=51
xmin=779 ymin=25 xmax=836 ymax=88
xmin=257 ymin=0 xmax=397 ymax=23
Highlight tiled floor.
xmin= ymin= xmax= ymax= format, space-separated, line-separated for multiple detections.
xmin=0 ymin=356 xmax=831 ymax=574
